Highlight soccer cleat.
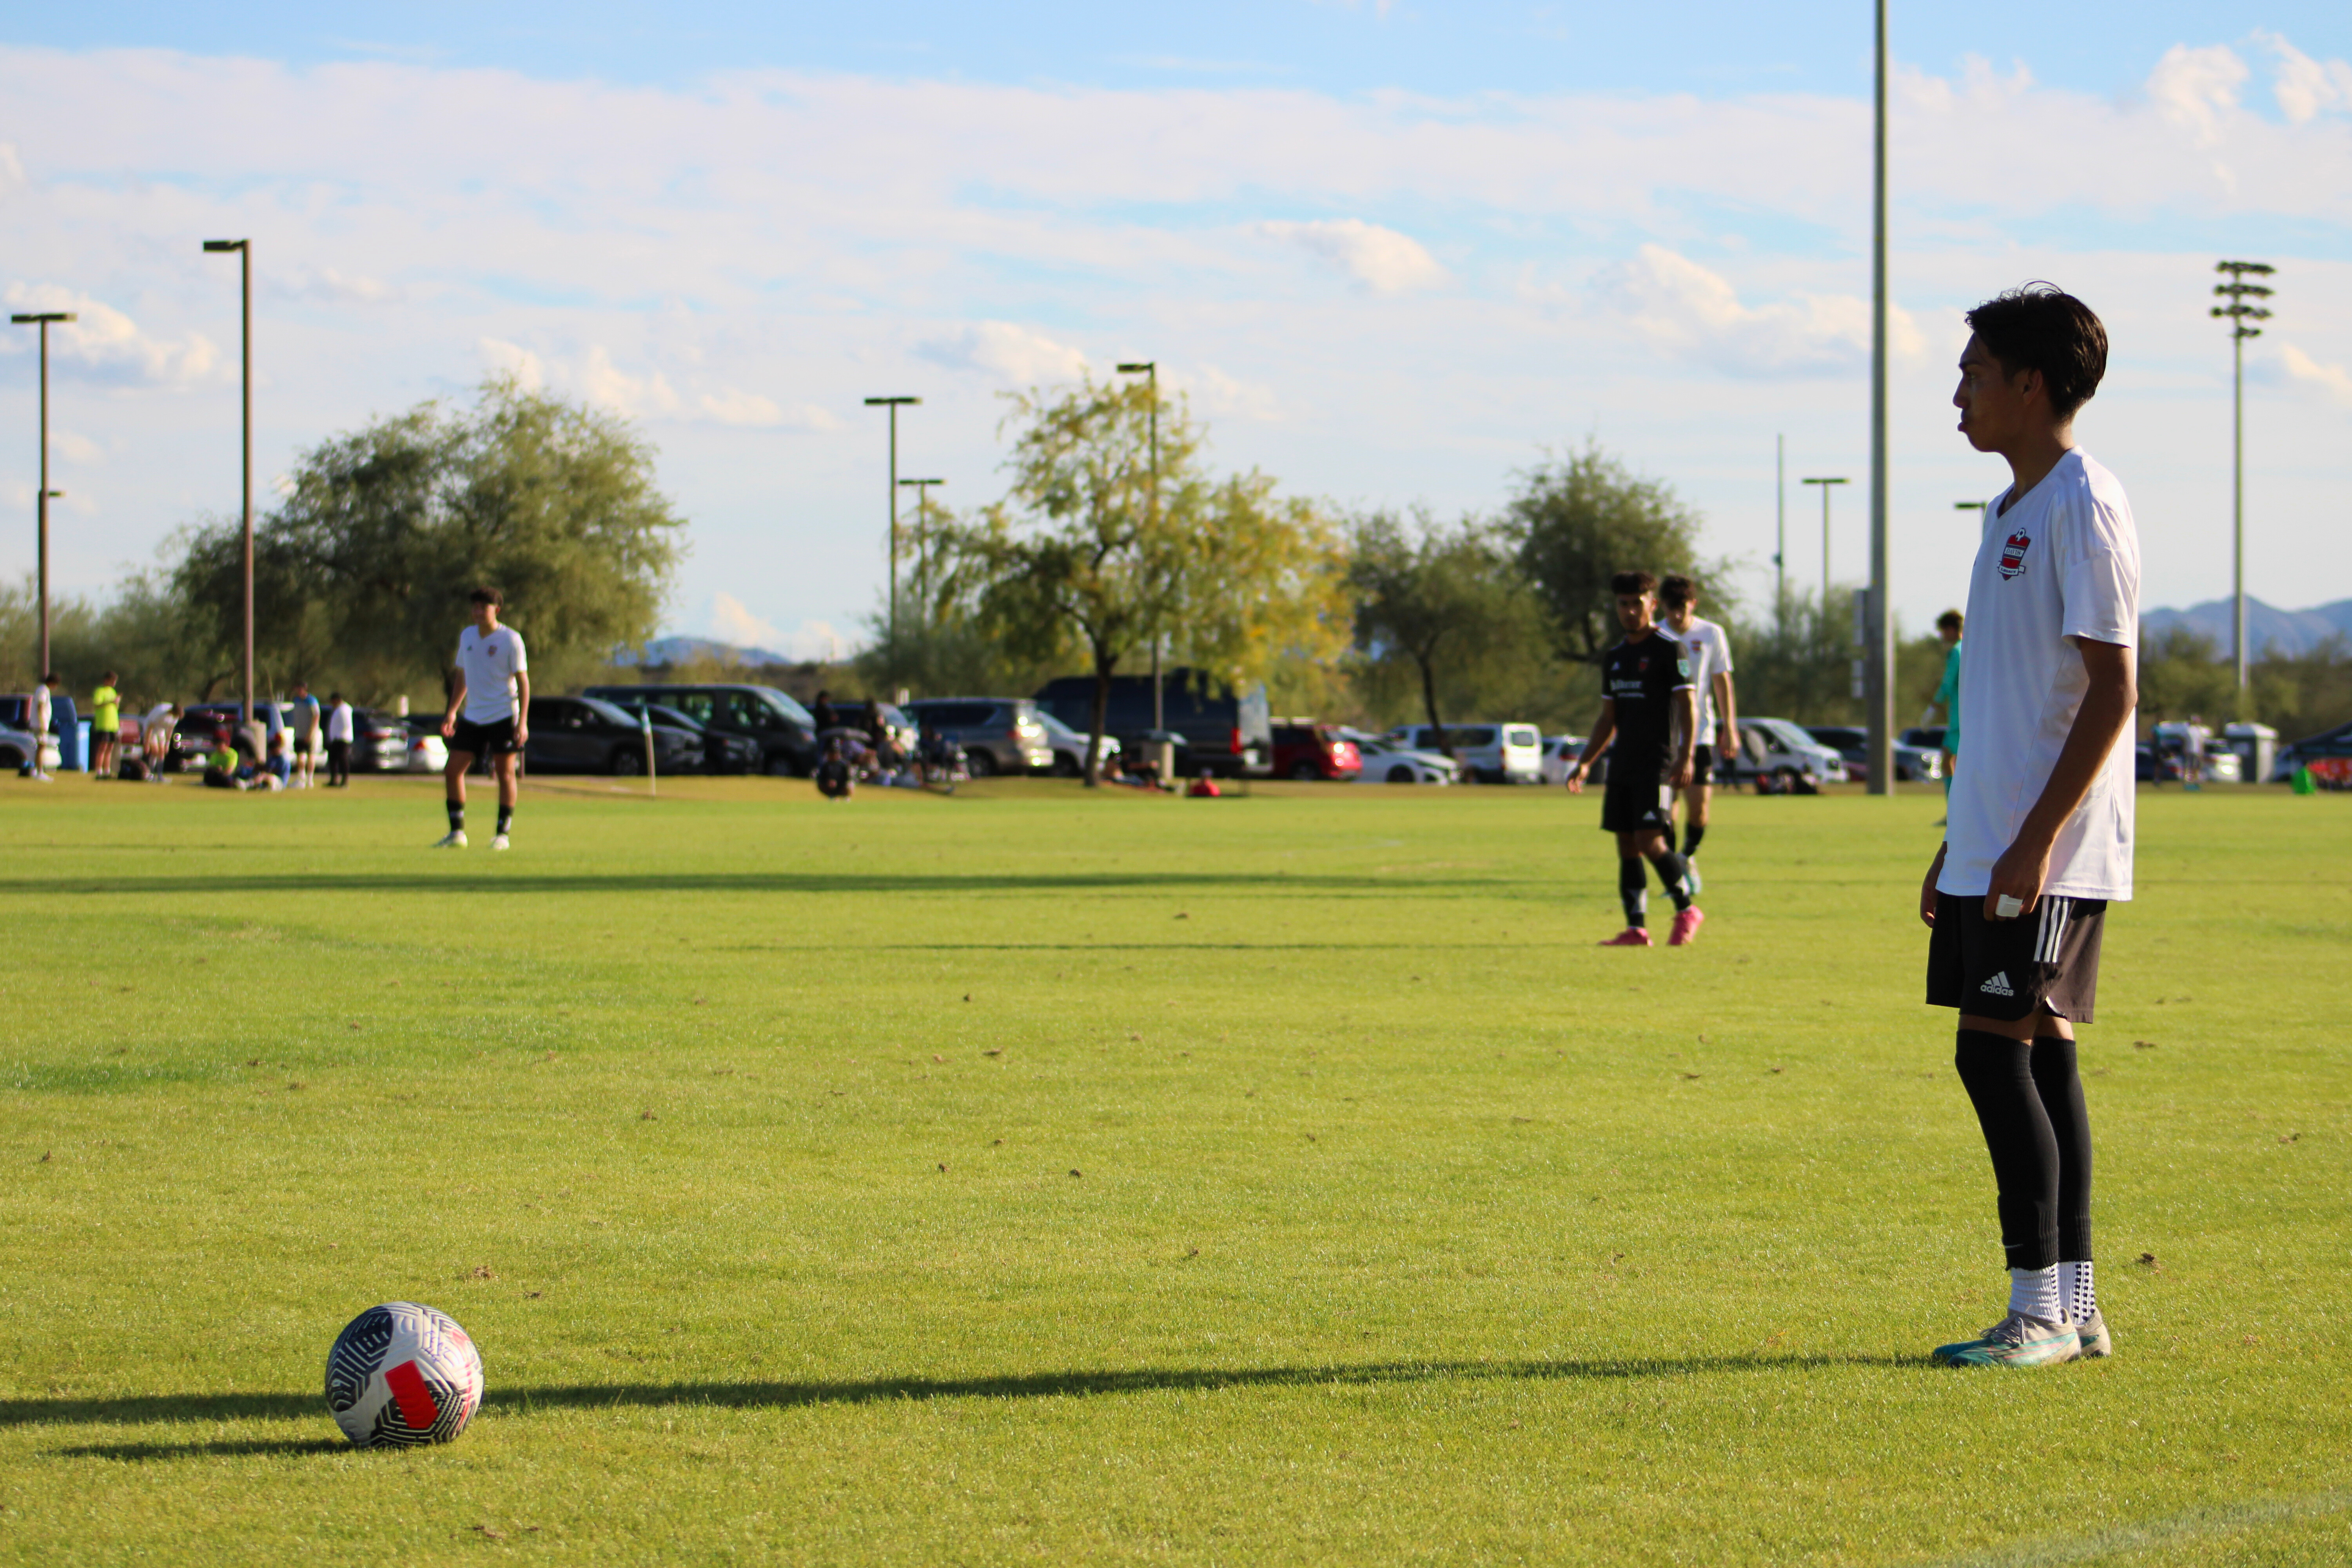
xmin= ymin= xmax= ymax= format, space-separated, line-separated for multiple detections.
xmin=2071 ymin=1309 xmax=2113 ymax=1359
xmin=491 ymin=833 xmax=510 ymax=851
xmin=432 ymin=830 xmax=468 ymax=849
xmin=1932 ymin=1312 xmax=2080 ymax=1368
xmin=1599 ymin=927 xmax=1653 ymax=947
xmin=1683 ymin=858 xmax=1703 ymax=896
xmin=1668 ymin=906 xmax=1706 ymax=946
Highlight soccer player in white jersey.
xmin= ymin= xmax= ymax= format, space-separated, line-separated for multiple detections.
xmin=1657 ymin=574 xmax=1736 ymax=892
xmin=1920 ymin=285 xmax=2139 ymax=1368
xmin=436 ymin=587 xmax=530 ymax=850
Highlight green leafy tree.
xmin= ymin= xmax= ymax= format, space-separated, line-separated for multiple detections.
xmin=940 ymin=377 xmax=1346 ymax=778
xmin=1504 ymin=443 xmax=1709 ymax=666
xmin=171 ymin=376 xmax=686 ymax=703
xmin=1346 ymin=509 xmax=1548 ymax=741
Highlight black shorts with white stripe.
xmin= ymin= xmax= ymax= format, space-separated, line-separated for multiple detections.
xmin=1926 ymin=891 xmax=2108 ymax=1024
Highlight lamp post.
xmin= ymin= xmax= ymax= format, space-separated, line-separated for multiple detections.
xmin=1864 ymin=0 xmax=1895 ymax=796
xmin=1801 ymin=477 xmax=1849 ymax=606
xmin=8 ymin=310 xmax=77 ymax=678
xmin=202 ymin=239 xmax=254 ymax=725
xmin=862 ymin=396 xmax=920 ymax=652
xmin=897 ymin=477 xmax=944 ymax=619
xmin=2213 ymin=260 xmax=2274 ymax=697
xmin=1774 ymin=433 xmax=1786 ymax=614
xmin=1115 ymin=361 xmax=1163 ymax=732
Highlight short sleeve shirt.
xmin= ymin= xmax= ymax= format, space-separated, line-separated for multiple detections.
xmin=327 ymin=702 xmax=354 ymax=742
xmin=457 ymin=625 xmax=529 ymax=724
xmin=1675 ymin=617 xmax=1734 ymax=744
xmin=1601 ymin=630 xmax=1693 ymax=784
xmin=1937 ymin=449 xmax=2140 ymax=902
xmin=91 ymin=686 xmax=120 ymax=730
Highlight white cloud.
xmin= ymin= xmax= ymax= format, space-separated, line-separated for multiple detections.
xmin=578 ymin=344 xmax=681 ymax=420
xmin=1183 ymin=365 xmax=1284 ymax=423
xmin=697 ymin=388 xmax=841 ymax=430
xmin=53 ymin=430 xmax=102 ymax=465
xmin=277 ymin=267 xmax=398 ymax=305
xmin=1590 ymin=245 xmax=1924 ymax=377
xmin=710 ymin=592 xmax=784 ymax=650
xmin=0 ymin=142 xmax=23 ymax=198
xmin=1 ymin=283 xmax=220 ymax=387
xmin=2277 ymin=343 xmax=2352 ymax=407
xmin=916 ymin=321 xmax=1089 ymax=385
xmin=2146 ymin=44 xmax=2248 ymax=147
xmin=477 ymin=337 xmax=544 ymax=391
xmin=2260 ymin=33 xmax=2352 ymax=125
xmin=1258 ymin=219 xmax=1446 ymax=294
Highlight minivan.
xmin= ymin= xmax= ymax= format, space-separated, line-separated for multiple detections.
xmin=1032 ymin=669 xmax=1272 ymax=779
xmin=1387 ymin=722 xmax=1542 ymax=784
xmin=583 ymin=682 xmax=819 ymax=775
xmin=901 ymin=698 xmax=1054 ymax=776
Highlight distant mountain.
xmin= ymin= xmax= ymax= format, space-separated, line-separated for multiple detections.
xmin=2140 ymin=598 xmax=2352 ymax=659
xmin=612 ymin=636 xmax=798 ymax=668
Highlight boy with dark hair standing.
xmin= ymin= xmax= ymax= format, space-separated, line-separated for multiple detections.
xmin=90 ymin=670 xmax=122 ymax=779
xmin=1565 ymin=572 xmax=1703 ymax=947
xmin=1656 ymin=574 xmax=1735 ymax=889
xmin=1924 ymin=284 xmax=2138 ymax=1368
xmin=436 ymin=588 xmax=530 ymax=850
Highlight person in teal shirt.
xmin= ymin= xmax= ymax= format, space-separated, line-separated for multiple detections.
xmin=1930 ymin=609 xmax=1963 ymax=797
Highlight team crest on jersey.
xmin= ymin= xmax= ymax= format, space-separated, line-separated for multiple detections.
xmin=1998 ymin=529 xmax=2031 ymax=579
xmin=1677 ymin=656 xmax=1691 ymax=677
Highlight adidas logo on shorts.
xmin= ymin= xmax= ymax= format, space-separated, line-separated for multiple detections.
xmin=1979 ymin=971 xmax=2016 ymax=998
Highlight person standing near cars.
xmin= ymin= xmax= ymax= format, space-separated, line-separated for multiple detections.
xmin=435 ymin=587 xmax=529 ymax=850
xmin=22 ymin=673 xmax=57 ymax=780
xmin=1929 ymin=610 xmax=1964 ymax=805
xmin=325 ymin=692 xmax=355 ymax=788
xmin=1657 ymin=575 xmax=1735 ymax=891
xmin=288 ymin=682 xmax=322 ymax=789
xmin=89 ymin=671 xmax=122 ymax=779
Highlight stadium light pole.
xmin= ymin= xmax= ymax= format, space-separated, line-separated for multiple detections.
xmin=1801 ymin=476 xmax=1849 ymax=606
xmin=1774 ymin=434 xmax=1786 ymax=614
xmin=1864 ymin=0 xmax=1894 ymax=797
xmin=8 ymin=310 xmax=77 ymax=678
xmin=1116 ymin=360 xmax=1164 ymax=732
xmin=863 ymin=396 xmax=920 ymax=653
xmin=202 ymin=239 xmax=255 ymax=726
xmin=897 ymin=477 xmax=944 ymax=621
xmin=2213 ymin=260 xmax=2274 ymax=697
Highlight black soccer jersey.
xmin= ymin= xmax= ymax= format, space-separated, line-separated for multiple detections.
xmin=1601 ymin=630 xmax=1693 ymax=783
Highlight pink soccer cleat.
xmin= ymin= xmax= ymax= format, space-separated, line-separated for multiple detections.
xmin=1668 ymin=907 xmax=1706 ymax=946
xmin=1599 ymin=927 xmax=1653 ymax=947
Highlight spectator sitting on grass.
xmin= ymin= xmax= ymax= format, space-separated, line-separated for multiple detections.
xmin=815 ymin=738 xmax=854 ymax=800
xmin=202 ymin=730 xmax=242 ymax=790
xmin=266 ymin=730 xmax=294 ymax=788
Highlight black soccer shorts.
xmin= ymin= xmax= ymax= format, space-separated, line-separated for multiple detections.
xmin=1600 ymin=774 xmax=1673 ymax=835
xmin=449 ymin=716 xmax=518 ymax=757
xmin=1927 ymin=891 xmax=2108 ymax=1024
xmin=1690 ymin=742 xmax=1715 ymax=786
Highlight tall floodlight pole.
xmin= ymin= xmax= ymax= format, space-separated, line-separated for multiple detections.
xmin=2213 ymin=260 xmax=2274 ymax=697
xmin=1774 ymin=434 xmax=1787 ymax=612
xmin=202 ymin=240 xmax=254 ymax=725
xmin=1865 ymin=0 xmax=1894 ymax=796
xmin=9 ymin=310 xmax=77 ymax=678
xmin=863 ymin=396 xmax=920 ymax=652
xmin=1801 ymin=476 xmax=1849 ymax=606
xmin=1116 ymin=361 xmax=1163 ymax=731
xmin=897 ymin=477 xmax=944 ymax=617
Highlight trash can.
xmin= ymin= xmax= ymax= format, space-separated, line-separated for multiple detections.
xmin=51 ymin=695 xmax=81 ymax=770
xmin=2223 ymin=722 xmax=2277 ymax=783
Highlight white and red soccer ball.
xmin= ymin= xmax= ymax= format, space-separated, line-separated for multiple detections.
xmin=325 ymin=1302 xmax=484 ymax=1448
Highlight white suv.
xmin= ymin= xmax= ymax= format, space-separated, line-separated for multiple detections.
xmin=1388 ymin=722 xmax=1543 ymax=784
xmin=1727 ymin=718 xmax=1849 ymax=793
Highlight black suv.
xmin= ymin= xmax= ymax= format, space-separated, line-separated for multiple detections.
xmin=582 ymin=682 xmax=819 ymax=776
xmin=524 ymin=695 xmax=700 ymax=776
xmin=1032 ymin=668 xmax=1272 ymax=779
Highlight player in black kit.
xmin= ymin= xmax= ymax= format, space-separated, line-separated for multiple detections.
xmin=1565 ymin=571 xmax=1705 ymax=946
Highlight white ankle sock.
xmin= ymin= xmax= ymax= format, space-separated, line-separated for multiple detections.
xmin=2059 ymin=1260 xmax=2097 ymax=1321
xmin=2007 ymin=1265 xmax=2061 ymax=1321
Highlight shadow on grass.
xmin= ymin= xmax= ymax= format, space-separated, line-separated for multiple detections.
xmin=2 ymin=871 xmax=1432 ymax=900
xmin=56 ymin=1436 xmax=348 ymax=1461
xmin=12 ymin=1352 xmax=1929 ymax=1443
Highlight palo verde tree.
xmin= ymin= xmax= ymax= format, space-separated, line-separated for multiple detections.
xmin=171 ymin=376 xmax=686 ymax=702
xmin=940 ymin=376 xmax=1346 ymax=779
xmin=1504 ymin=441 xmax=1709 ymax=667
xmin=1347 ymin=508 xmax=1545 ymax=741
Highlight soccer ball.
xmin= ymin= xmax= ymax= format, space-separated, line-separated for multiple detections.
xmin=325 ymin=1302 xmax=484 ymax=1448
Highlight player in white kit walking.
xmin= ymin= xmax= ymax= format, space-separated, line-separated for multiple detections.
xmin=435 ymin=588 xmax=530 ymax=850
xmin=1657 ymin=574 xmax=1735 ymax=893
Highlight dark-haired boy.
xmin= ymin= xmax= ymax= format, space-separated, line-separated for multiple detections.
xmin=1566 ymin=572 xmax=1702 ymax=947
xmin=1923 ymin=284 xmax=2138 ymax=1368
xmin=436 ymin=587 xmax=529 ymax=850
xmin=1657 ymin=574 xmax=1735 ymax=890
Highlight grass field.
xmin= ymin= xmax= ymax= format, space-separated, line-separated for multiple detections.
xmin=1 ymin=773 xmax=2346 ymax=1565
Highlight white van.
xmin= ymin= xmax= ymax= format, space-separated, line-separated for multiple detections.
xmin=1388 ymin=722 xmax=1543 ymax=784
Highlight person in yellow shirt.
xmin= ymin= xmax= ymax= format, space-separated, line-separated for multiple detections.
xmin=90 ymin=671 xmax=122 ymax=779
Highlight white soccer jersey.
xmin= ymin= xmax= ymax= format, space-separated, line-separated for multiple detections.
xmin=1938 ymin=448 xmax=2140 ymax=902
xmin=1676 ymin=616 xmax=1734 ymax=744
xmin=456 ymin=624 xmax=528 ymax=724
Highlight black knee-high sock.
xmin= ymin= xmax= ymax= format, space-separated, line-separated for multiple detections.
xmin=1661 ymin=821 xmax=1679 ymax=855
xmin=2031 ymin=1035 xmax=2092 ymax=1264
xmin=1953 ymin=1029 xmax=2060 ymax=1272
xmin=496 ymin=804 xmax=514 ymax=836
xmin=1682 ymin=821 xmax=1707 ymax=858
xmin=1645 ymin=849 xmax=1694 ymax=911
xmin=1618 ymin=857 xmax=1647 ymax=927
xmin=447 ymin=799 xmax=465 ymax=833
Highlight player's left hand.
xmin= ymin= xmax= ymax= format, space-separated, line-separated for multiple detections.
xmin=1669 ymin=757 xmax=1693 ymax=789
xmin=514 ymin=726 xmax=529 ymax=748
xmin=1564 ymin=766 xmax=1586 ymax=794
xmin=1984 ymin=837 xmax=2050 ymax=921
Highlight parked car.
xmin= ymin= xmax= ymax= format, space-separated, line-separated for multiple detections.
xmin=1804 ymin=725 xmax=1944 ymax=784
xmin=901 ymin=698 xmax=1055 ymax=777
xmin=1269 ymin=720 xmax=1361 ymax=780
xmin=1033 ymin=707 xmax=1121 ymax=777
xmin=2273 ymin=719 xmax=2352 ymax=782
xmin=0 ymin=722 xmax=36 ymax=771
xmin=1033 ymin=668 xmax=1272 ymax=779
xmin=401 ymin=714 xmax=451 ymax=774
xmin=602 ymin=698 xmax=764 ymax=773
xmin=2148 ymin=721 xmax=2241 ymax=783
xmin=1387 ymin=722 xmax=1542 ymax=784
xmin=349 ymin=710 xmax=411 ymax=772
xmin=524 ymin=695 xmax=699 ymax=776
xmin=821 ymin=700 xmax=920 ymax=762
xmin=1724 ymin=718 xmax=1849 ymax=792
xmin=1900 ymin=724 xmax=1948 ymax=754
xmin=1340 ymin=730 xmax=1459 ymax=784
xmin=583 ymin=683 xmax=820 ymax=776
xmin=1539 ymin=735 xmax=1589 ymax=786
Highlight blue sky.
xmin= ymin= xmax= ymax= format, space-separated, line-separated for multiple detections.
xmin=5 ymin=3 xmax=2351 ymax=657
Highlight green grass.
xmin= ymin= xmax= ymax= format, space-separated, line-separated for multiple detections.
xmin=1 ymin=773 xmax=2347 ymax=1565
